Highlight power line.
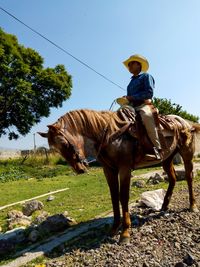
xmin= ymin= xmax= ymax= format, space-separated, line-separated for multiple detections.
xmin=0 ymin=6 xmax=126 ymax=91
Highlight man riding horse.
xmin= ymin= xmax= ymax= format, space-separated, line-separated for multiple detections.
xmin=122 ymin=54 xmax=162 ymax=160
xmin=38 ymin=54 xmax=200 ymax=244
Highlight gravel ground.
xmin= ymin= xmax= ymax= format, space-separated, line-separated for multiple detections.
xmin=44 ymin=181 xmax=200 ymax=267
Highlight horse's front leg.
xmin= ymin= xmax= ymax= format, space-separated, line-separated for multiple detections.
xmin=119 ymin=166 xmax=131 ymax=244
xmin=103 ymin=166 xmax=121 ymax=236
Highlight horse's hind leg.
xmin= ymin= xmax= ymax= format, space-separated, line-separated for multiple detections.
xmin=184 ymin=159 xmax=198 ymax=212
xmin=180 ymin=145 xmax=199 ymax=212
xmin=103 ymin=166 xmax=121 ymax=236
xmin=162 ymin=153 xmax=177 ymax=211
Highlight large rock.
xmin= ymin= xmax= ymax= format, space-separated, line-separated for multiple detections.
xmin=8 ymin=217 xmax=31 ymax=230
xmin=22 ymin=200 xmax=44 ymax=216
xmin=7 ymin=209 xmax=32 ymax=230
xmin=0 ymin=227 xmax=25 ymax=242
xmin=139 ymin=189 xmax=166 ymax=211
xmin=173 ymin=153 xmax=183 ymax=164
xmin=38 ymin=213 xmax=77 ymax=234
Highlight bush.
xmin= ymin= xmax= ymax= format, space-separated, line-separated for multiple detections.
xmin=0 ymin=167 xmax=29 ymax=182
xmin=0 ymin=154 xmax=72 ymax=183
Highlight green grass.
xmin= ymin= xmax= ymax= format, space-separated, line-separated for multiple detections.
xmin=0 ymin=167 xmax=108 ymax=229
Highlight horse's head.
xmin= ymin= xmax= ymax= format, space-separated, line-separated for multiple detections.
xmin=38 ymin=124 xmax=88 ymax=174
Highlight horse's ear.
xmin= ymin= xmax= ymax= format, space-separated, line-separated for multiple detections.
xmin=38 ymin=132 xmax=48 ymax=138
xmin=47 ymin=125 xmax=58 ymax=131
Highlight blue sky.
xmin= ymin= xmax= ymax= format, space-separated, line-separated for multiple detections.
xmin=0 ymin=0 xmax=200 ymax=150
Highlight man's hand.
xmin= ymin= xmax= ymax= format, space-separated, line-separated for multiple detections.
xmin=125 ymin=96 xmax=134 ymax=102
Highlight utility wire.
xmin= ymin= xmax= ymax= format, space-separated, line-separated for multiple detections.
xmin=0 ymin=6 xmax=126 ymax=91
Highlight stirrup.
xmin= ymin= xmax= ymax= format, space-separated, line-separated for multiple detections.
xmin=153 ymin=147 xmax=162 ymax=160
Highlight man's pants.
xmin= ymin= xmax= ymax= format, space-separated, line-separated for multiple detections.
xmin=135 ymin=104 xmax=161 ymax=150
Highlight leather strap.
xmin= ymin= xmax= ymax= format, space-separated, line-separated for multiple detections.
xmin=108 ymin=122 xmax=133 ymax=143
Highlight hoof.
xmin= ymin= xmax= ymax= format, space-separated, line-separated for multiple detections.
xmin=119 ymin=235 xmax=130 ymax=245
xmin=161 ymin=206 xmax=168 ymax=212
xmin=190 ymin=205 xmax=199 ymax=213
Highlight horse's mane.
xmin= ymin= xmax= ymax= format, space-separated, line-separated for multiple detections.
xmin=53 ymin=109 xmax=127 ymax=138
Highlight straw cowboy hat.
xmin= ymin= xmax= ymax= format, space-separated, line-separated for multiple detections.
xmin=123 ymin=54 xmax=149 ymax=72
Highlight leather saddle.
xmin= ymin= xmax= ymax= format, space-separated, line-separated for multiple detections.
xmin=115 ymin=106 xmax=178 ymax=163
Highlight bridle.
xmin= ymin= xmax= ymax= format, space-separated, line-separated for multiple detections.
xmin=59 ymin=129 xmax=88 ymax=166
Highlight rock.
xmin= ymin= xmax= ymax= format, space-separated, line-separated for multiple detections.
xmin=64 ymin=216 xmax=77 ymax=226
xmin=7 ymin=209 xmax=32 ymax=229
xmin=62 ymin=211 xmax=69 ymax=217
xmin=0 ymin=227 xmax=26 ymax=243
xmin=141 ymin=226 xmax=153 ymax=234
xmin=147 ymin=173 xmax=165 ymax=184
xmin=33 ymin=211 xmax=49 ymax=225
xmin=7 ymin=210 xmax=24 ymax=219
xmin=174 ymin=242 xmax=181 ymax=249
xmin=176 ymin=170 xmax=186 ymax=181
xmin=173 ymin=153 xmax=183 ymax=164
xmin=138 ymin=189 xmax=166 ymax=211
xmin=28 ymin=229 xmax=40 ymax=242
xmin=47 ymin=195 xmax=55 ymax=201
xmin=132 ymin=180 xmax=146 ymax=188
xmin=22 ymin=200 xmax=44 ymax=216
xmin=38 ymin=214 xmax=77 ymax=234
xmin=183 ymin=253 xmax=196 ymax=266
xmin=8 ymin=216 xmax=32 ymax=230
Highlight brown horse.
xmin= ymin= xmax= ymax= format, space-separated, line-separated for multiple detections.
xmin=39 ymin=108 xmax=199 ymax=244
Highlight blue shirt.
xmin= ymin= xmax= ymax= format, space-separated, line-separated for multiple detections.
xmin=127 ymin=73 xmax=155 ymax=101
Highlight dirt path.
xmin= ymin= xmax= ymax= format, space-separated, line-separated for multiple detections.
xmin=132 ymin=161 xmax=200 ymax=179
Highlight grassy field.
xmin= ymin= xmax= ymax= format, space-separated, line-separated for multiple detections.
xmin=1 ymin=155 xmax=199 ymax=232
xmin=0 ymin=155 xmax=164 ymax=231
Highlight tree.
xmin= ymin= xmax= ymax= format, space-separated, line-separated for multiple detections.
xmin=0 ymin=28 xmax=72 ymax=139
xmin=153 ymin=97 xmax=199 ymax=123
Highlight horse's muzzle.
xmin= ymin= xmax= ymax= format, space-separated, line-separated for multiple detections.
xmin=77 ymin=168 xmax=87 ymax=174
xmin=73 ymin=162 xmax=88 ymax=174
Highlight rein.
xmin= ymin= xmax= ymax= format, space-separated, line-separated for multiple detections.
xmin=91 ymin=100 xmax=130 ymax=168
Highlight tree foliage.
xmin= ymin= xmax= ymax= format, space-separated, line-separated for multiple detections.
xmin=153 ymin=97 xmax=199 ymax=123
xmin=0 ymin=28 xmax=72 ymax=139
